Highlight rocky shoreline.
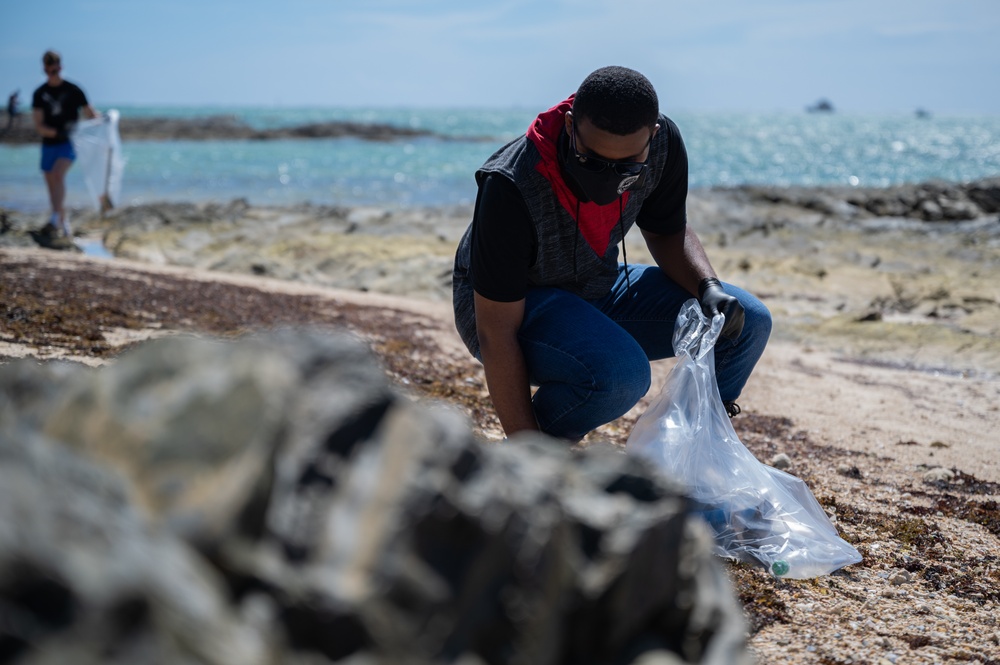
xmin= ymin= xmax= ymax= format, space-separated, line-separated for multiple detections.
xmin=3 ymin=179 xmax=1000 ymax=663
xmin=5 ymin=176 xmax=998 ymax=374
xmin=0 ymin=115 xmax=497 ymax=144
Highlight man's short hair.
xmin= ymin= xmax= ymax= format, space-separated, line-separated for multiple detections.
xmin=573 ymin=66 xmax=659 ymax=135
xmin=43 ymin=51 xmax=61 ymax=67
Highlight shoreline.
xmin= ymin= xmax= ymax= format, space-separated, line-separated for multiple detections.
xmin=4 ymin=177 xmax=999 ymax=378
xmin=3 ymin=179 xmax=1000 ymax=663
xmin=3 ymin=176 xmax=997 ymax=216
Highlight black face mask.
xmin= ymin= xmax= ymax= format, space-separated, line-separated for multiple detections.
xmin=560 ymin=127 xmax=649 ymax=206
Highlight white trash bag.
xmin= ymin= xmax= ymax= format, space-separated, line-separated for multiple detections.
xmin=70 ymin=109 xmax=126 ymax=213
xmin=626 ymin=299 xmax=862 ymax=578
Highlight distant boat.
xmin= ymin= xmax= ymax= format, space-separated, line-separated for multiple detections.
xmin=915 ymin=108 xmax=932 ymax=119
xmin=806 ymin=98 xmax=835 ymax=113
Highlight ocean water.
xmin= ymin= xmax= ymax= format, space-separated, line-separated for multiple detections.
xmin=2 ymin=106 xmax=998 ymax=213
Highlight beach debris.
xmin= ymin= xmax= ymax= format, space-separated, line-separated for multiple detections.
xmin=923 ymin=467 xmax=955 ymax=483
xmin=769 ymin=452 xmax=793 ymax=470
xmin=837 ymin=464 xmax=863 ymax=479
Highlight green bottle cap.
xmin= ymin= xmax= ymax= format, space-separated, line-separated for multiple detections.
xmin=771 ymin=560 xmax=790 ymax=576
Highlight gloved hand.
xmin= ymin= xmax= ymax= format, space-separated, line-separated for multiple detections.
xmin=698 ymin=277 xmax=745 ymax=339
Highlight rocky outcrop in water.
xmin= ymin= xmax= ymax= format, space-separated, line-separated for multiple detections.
xmin=0 ymin=330 xmax=750 ymax=664
xmin=0 ymin=116 xmax=489 ymax=144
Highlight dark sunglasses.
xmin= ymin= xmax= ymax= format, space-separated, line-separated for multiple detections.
xmin=570 ymin=124 xmax=651 ymax=177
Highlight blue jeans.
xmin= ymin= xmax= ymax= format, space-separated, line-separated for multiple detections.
xmin=518 ymin=264 xmax=771 ymax=439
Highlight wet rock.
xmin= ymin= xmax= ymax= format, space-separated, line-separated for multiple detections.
xmin=0 ymin=331 xmax=751 ymax=664
xmin=966 ymin=178 xmax=1000 ymax=213
xmin=863 ymin=195 xmax=911 ymax=218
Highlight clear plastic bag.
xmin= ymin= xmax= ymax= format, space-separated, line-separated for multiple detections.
xmin=70 ymin=109 xmax=125 ymax=213
xmin=626 ymin=299 xmax=862 ymax=578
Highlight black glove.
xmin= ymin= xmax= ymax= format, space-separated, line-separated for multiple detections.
xmin=698 ymin=277 xmax=745 ymax=340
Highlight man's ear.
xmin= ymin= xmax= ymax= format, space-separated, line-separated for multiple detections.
xmin=564 ymin=111 xmax=574 ymax=133
xmin=653 ymin=123 xmax=661 ymax=138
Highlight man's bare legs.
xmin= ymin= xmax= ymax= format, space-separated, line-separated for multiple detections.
xmin=44 ymin=157 xmax=73 ymax=236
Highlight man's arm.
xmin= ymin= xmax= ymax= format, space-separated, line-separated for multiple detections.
xmin=473 ymin=293 xmax=539 ymax=436
xmin=641 ymin=225 xmax=716 ymax=295
xmin=642 ymin=225 xmax=745 ymax=338
xmin=82 ymin=104 xmax=98 ymax=120
xmin=32 ymin=108 xmax=58 ymax=139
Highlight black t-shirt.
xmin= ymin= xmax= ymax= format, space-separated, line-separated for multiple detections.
xmin=32 ymin=81 xmax=89 ymax=145
xmin=470 ymin=121 xmax=689 ymax=302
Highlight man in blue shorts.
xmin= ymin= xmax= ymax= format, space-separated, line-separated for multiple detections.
xmin=452 ymin=66 xmax=772 ymax=441
xmin=32 ymin=50 xmax=98 ymax=239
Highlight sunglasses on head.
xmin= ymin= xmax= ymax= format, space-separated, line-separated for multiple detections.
xmin=570 ymin=124 xmax=651 ymax=177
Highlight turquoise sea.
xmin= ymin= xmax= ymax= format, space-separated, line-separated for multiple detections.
xmin=2 ymin=105 xmax=999 ymax=213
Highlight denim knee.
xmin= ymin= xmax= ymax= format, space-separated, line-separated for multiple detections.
xmin=744 ymin=295 xmax=773 ymax=345
xmin=592 ymin=354 xmax=651 ymax=419
xmin=535 ymin=345 xmax=651 ymax=439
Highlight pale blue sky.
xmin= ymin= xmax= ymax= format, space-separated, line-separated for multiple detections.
xmin=3 ymin=0 xmax=999 ymax=113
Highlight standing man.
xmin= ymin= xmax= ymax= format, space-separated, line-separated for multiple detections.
xmin=5 ymin=90 xmax=19 ymax=131
xmin=452 ymin=66 xmax=772 ymax=441
xmin=32 ymin=50 xmax=97 ymax=239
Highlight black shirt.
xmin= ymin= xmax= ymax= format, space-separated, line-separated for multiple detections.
xmin=470 ymin=121 xmax=689 ymax=302
xmin=32 ymin=80 xmax=89 ymax=145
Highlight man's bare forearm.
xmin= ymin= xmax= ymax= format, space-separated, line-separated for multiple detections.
xmin=642 ymin=226 xmax=716 ymax=295
xmin=479 ymin=336 xmax=538 ymax=436
xmin=473 ymin=292 xmax=538 ymax=437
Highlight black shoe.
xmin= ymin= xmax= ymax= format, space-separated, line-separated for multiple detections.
xmin=29 ymin=223 xmax=58 ymax=246
xmin=30 ymin=223 xmax=73 ymax=250
xmin=724 ymin=401 xmax=741 ymax=418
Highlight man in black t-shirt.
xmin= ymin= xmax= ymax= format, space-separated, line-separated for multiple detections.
xmin=32 ymin=50 xmax=98 ymax=239
xmin=452 ymin=66 xmax=772 ymax=441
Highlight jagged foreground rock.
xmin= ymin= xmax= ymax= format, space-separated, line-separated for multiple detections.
xmin=0 ymin=330 xmax=749 ymax=664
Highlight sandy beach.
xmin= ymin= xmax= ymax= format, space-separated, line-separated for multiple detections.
xmin=2 ymin=182 xmax=999 ymax=663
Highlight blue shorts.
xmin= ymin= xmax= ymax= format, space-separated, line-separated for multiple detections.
xmin=40 ymin=142 xmax=76 ymax=172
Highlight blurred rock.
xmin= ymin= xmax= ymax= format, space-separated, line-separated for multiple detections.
xmin=0 ymin=331 xmax=750 ymax=664
xmin=769 ymin=453 xmax=793 ymax=470
xmin=0 ymin=431 xmax=268 ymax=665
xmin=965 ymin=177 xmax=1000 ymax=213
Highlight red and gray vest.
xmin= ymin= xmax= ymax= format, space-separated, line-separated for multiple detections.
xmin=452 ymin=99 xmax=674 ymax=358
